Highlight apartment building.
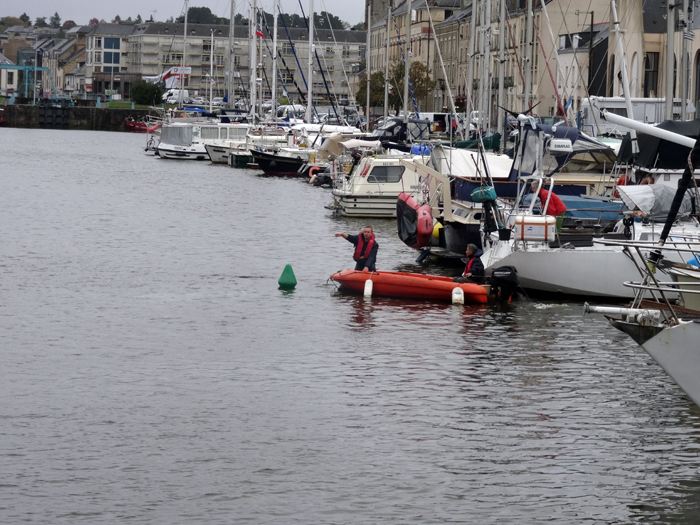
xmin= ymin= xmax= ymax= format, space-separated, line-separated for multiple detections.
xmin=127 ymin=22 xmax=366 ymax=106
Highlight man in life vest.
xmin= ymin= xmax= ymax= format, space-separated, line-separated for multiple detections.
xmin=453 ymin=244 xmax=485 ymax=283
xmin=335 ymin=226 xmax=378 ymax=272
xmin=531 ymin=181 xmax=567 ymax=231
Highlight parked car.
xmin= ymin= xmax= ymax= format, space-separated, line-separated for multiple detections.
xmin=212 ymin=97 xmax=225 ymax=107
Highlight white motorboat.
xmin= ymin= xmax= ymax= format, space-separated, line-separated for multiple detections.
xmin=155 ymin=122 xmax=210 ymax=160
xmin=331 ymin=142 xmax=430 ymax=218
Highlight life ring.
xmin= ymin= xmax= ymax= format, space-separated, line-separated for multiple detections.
xmin=309 ymin=167 xmax=320 ymax=178
xmin=640 ymin=176 xmax=655 ymax=185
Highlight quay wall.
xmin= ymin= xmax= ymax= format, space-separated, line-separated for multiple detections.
xmin=2 ymin=105 xmax=152 ymax=132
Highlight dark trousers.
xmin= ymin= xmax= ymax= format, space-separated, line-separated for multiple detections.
xmin=354 ymin=260 xmax=376 ymax=271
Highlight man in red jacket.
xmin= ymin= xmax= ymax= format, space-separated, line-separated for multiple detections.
xmin=531 ymin=181 xmax=567 ymax=231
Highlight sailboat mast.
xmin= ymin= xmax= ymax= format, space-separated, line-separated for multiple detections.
xmin=228 ymin=0 xmax=235 ymax=109
xmin=366 ymin=4 xmax=372 ymax=124
xmin=403 ymin=0 xmax=412 ymax=124
xmin=681 ymin=0 xmax=689 ymax=119
xmin=272 ymin=0 xmax=279 ymax=115
xmin=611 ymin=0 xmax=638 ymax=154
xmin=209 ymin=29 xmax=214 ymax=112
xmin=180 ymin=0 xmax=189 ymax=107
xmin=665 ymin=0 xmax=675 ymax=120
xmin=249 ymin=0 xmax=257 ymax=120
xmin=258 ymin=9 xmax=263 ymax=117
xmin=497 ymin=0 xmax=505 ymax=152
xmin=524 ymin=0 xmax=532 ymax=112
xmin=466 ymin=0 xmax=476 ymax=128
xmin=482 ymin=0 xmax=491 ymax=131
xmin=384 ymin=5 xmax=391 ymax=117
xmin=306 ymin=0 xmax=315 ymax=123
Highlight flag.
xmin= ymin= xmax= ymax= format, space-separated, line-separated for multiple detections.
xmin=256 ymin=25 xmax=265 ymax=38
xmin=564 ymin=96 xmax=572 ymax=110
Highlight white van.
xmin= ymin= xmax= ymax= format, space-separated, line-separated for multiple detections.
xmin=162 ymin=89 xmax=190 ymax=104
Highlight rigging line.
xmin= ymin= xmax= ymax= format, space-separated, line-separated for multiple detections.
xmin=505 ymin=8 xmax=527 ymax=110
xmin=277 ymin=6 xmax=317 ymax=115
xmin=320 ymin=0 xmax=356 ymax=106
xmin=393 ymin=17 xmax=420 ymax=117
xmin=532 ymin=15 xmax=568 ymax=123
xmin=555 ymin=0 xmax=600 ymax=133
xmin=259 ymin=12 xmax=294 ymax=103
xmin=296 ymin=0 xmax=340 ymax=119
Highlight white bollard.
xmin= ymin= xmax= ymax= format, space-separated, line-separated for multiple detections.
xmin=452 ymin=287 xmax=464 ymax=305
xmin=363 ymin=279 xmax=373 ymax=297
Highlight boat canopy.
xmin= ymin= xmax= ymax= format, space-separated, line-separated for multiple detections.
xmin=160 ymin=124 xmax=193 ymax=146
xmin=510 ymin=122 xmax=616 ymax=180
xmin=616 ymin=184 xmax=697 ymax=221
xmin=340 ymin=139 xmax=382 ymax=149
xmin=617 ymin=119 xmax=700 ymax=169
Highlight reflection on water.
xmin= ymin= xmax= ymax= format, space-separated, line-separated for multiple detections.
xmin=2 ymin=128 xmax=700 ymax=523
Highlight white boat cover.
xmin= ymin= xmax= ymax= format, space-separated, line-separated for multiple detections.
xmin=159 ymin=124 xmax=194 ymax=147
xmin=617 ymin=184 xmax=695 ymax=220
xmin=341 ymin=139 xmax=382 ymax=149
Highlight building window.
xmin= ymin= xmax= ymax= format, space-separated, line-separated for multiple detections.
xmin=95 ymin=51 xmax=102 ymax=63
xmin=644 ymin=52 xmax=659 ymax=97
xmin=104 ymin=37 xmax=119 ymax=49
xmin=7 ymin=71 xmax=14 ymax=84
xmin=216 ymin=55 xmax=225 ymax=66
xmin=95 ymin=37 xmax=102 ymax=49
xmin=94 ymin=66 xmax=101 ymax=73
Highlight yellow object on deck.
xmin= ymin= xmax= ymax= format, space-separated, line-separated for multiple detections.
xmin=432 ymin=222 xmax=443 ymax=239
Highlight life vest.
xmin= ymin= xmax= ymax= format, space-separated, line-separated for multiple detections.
xmin=613 ymin=174 xmax=629 ymax=198
xmin=354 ymin=233 xmax=375 ymax=262
xmin=463 ymin=257 xmax=476 ymax=276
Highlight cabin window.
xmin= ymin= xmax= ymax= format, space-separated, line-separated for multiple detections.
xmin=367 ymin=165 xmax=405 ymax=183
xmin=201 ymin=127 xmax=220 ymax=140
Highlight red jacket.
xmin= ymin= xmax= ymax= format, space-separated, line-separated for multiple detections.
xmin=536 ymin=189 xmax=567 ymax=217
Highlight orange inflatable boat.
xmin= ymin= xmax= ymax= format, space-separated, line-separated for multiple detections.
xmin=331 ymin=270 xmax=489 ymax=303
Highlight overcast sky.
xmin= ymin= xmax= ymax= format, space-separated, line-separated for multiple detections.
xmin=11 ymin=0 xmax=364 ymax=27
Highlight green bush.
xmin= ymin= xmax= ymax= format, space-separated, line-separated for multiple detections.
xmin=130 ymin=81 xmax=164 ymax=106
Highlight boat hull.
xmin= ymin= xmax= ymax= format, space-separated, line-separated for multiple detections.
xmin=640 ymin=320 xmax=700 ymax=406
xmin=250 ymin=148 xmax=308 ymax=176
xmin=156 ymin=144 xmax=209 ymax=160
xmin=484 ymin=246 xmax=645 ymax=298
xmin=331 ymin=270 xmax=488 ymax=303
xmin=204 ymin=144 xmax=230 ymax=164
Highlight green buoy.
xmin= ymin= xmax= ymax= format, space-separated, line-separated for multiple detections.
xmin=278 ymin=264 xmax=297 ymax=289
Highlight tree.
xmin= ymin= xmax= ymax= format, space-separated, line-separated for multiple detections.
xmin=130 ymin=81 xmax=164 ymax=105
xmin=20 ymin=13 xmax=31 ymax=24
xmin=135 ymin=14 xmax=142 ymax=23
xmin=234 ymin=13 xmax=249 ymax=26
xmin=62 ymin=20 xmax=77 ymax=29
xmin=89 ymin=17 xmax=99 ymax=26
xmin=112 ymin=15 xmax=121 ymax=23
xmin=314 ymin=11 xmax=347 ymax=30
xmin=1 ymin=16 xmax=24 ymax=30
xmin=388 ymin=61 xmax=435 ymax=113
xmin=49 ymin=12 xmax=61 ymax=28
xmin=351 ymin=21 xmax=366 ymax=30
xmin=177 ymin=6 xmax=218 ymax=24
xmin=356 ymin=71 xmax=386 ymax=110
xmin=34 ymin=16 xmax=48 ymax=28
xmin=148 ymin=14 xmax=153 ymax=22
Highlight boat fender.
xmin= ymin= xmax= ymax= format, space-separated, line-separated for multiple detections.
xmin=360 ymin=163 xmax=371 ymax=178
xmin=363 ymin=278 xmax=373 ymax=297
xmin=452 ymin=287 xmax=465 ymax=305
xmin=309 ymin=175 xmax=317 ymax=185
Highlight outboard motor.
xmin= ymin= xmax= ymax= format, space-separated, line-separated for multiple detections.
xmin=490 ymin=265 xmax=519 ymax=301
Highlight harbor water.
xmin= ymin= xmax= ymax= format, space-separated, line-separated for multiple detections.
xmin=3 ymin=128 xmax=700 ymax=523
